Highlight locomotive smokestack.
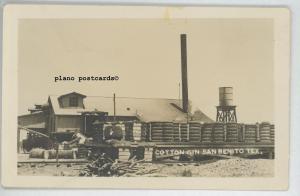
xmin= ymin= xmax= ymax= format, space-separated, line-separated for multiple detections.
xmin=180 ymin=34 xmax=188 ymax=113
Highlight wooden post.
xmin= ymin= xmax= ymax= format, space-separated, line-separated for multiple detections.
xmin=224 ymin=123 xmax=227 ymax=142
xmin=236 ymin=123 xmax=240 ymax=142
xmin=187 ymin=123 xmax=190 ymax=141
xmin=242 ymin=124 xmax=246 ymax=142
xmin=84 ymin=115 xmax=87 ymax=134
xmin=122 ymin=123 xmax=126 ymax=140
xmin=102 ymin=123 xmax=105 ymax=141
xmin=149 ymin=123 xmax=152 ymax=141
xmin=256 ymin=123 xmax=260 ymax=142
xmin=211 ymin=124 xmax=215 ymax=142
xmin=55 ymin=143 xmax=59 ymax=167
xmin=179 ymin=123 xmax=181 ymax=142
xmin=199 ymin=123 xmax=202 ymax=142
xmin=152 ymin=147 xmax=157 ymax=161
xmin=73 ymin=149 xmax=77 ymax=159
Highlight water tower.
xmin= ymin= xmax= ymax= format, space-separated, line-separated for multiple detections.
xmin=216 ymin=87 xmax=237 ymax=123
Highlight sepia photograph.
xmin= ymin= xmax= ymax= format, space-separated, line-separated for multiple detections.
xmin=1 ymin=5 xmax=290 ymax=189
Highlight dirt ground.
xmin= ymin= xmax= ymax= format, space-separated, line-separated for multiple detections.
xmin=18 ymin=157 xmax=274 ymax=177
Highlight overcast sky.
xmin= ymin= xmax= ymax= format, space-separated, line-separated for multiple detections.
xmin=18 ymin=18 xmax=273 ymax=123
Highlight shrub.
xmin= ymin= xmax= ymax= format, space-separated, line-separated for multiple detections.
xmin=182 ymin=169 xmax=192 ymax=177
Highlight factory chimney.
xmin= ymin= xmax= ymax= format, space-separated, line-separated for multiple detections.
xmin=180 ymin=34 xmax=189 ymax=113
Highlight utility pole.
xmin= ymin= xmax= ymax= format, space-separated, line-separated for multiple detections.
xmin=113 ymin=93 xmax=116 ymax=121
xmin=178 ymin=82 xmax=181 ymax=103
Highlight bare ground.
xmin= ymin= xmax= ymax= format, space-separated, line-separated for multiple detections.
xmin=18 ymin=157 xmax=274 ymax=177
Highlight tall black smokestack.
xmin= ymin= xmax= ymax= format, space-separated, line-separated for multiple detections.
xmin=180 ymin=34 xmax=188 ymax=113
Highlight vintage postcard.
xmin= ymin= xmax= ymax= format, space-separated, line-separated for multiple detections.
xmin=1 ymin=5 xmax=290 ymax=189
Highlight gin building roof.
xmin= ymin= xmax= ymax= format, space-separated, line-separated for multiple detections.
xmin=48 ymin=92 xmax=213 ymax=123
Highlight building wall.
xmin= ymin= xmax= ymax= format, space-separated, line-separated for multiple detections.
xmin=18 ymin=112 xmax=47 ymax=127
xmin=48 ymin=99 xmax=56 ymax=133
xmin=48 ymin=113 xmax=55 ymax=132
xmin=55 ymin=115 xmax=83 ymax=132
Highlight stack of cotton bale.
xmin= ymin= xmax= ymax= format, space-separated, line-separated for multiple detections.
xmin=162 ymin=122 xmax=174 ymax=142
xmin=173 ymin=123 xmax=180 ymax=142
xmin=201 ymin=123 xmax=214 ymax=143
xmin=188 ymin=122 xmax=202 ymax=142
xmin=132 ymin=122 xmax=148 ymax=142
xmin=132 ymin=122 xmax=142 ymax=141
xmin=179 ymin=123 xmax=189 ymax=142
xmin=270 ymin=124 xmax=275 ymax=143
xmin=172 ymin=123 xmax=189 ymax=142
xmin=212 ymin=123 xmax=225 ymax=143
xmin=259 ymin=122 xmax=272 ymax=143
xmin=140 ymin=123 xmax=148 ymax=141
xmin=150 ymin=122 xmax=164 ymax=142
xmin=124 ymin=122 xmax=134 ymax=141
xmin=225 ymin=123 xmax=239 ymax=143
xmin=244 ymin=124 xmax=257 ymax=143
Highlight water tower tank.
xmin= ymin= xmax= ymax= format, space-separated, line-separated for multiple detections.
xmin=219 ymin=87 xmax=234 ymax=106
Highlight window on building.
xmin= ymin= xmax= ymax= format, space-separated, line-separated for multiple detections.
xmin=69 ymin=97 xmax=78 ymax=107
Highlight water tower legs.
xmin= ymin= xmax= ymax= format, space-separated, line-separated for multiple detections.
xmin=216 ymin=106 xmax=237 ymax=123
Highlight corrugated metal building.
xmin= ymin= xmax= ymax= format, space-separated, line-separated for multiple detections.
xmin=18 ymin=91 xmax=213 ymax=134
